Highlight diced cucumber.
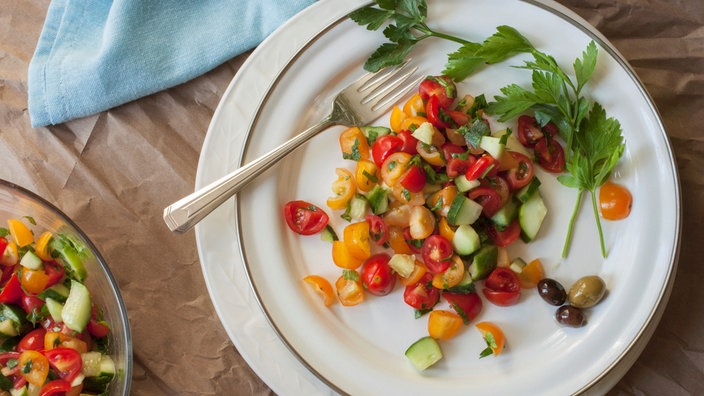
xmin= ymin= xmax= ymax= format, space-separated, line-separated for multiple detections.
xmin=490 ymin=199 xmax=518 ymax=227
xmin=38 ymin=283 xmax=70 ymax=303
xmin=452 ymin=225 xmax=480 ymax=256
xmin=320 ymin=225 xmax=338 ymax=243
xmin=479 ymin=135 xmax=505 ymax=160
xmin=62 ymin=280 xmax=92 ymax=332
xmin=9 ymin=385 xmax=29 ymax=396
xmin=405 ymin=336 xmax=443 ymax=371
xmin=509 ymin=257 xmax=527 ymax=273
xmin=519 ymin=192 xmax=548 ymax=242
xmin=50 ymin=238 xmax=87 ymax=282
xmin=468 ymin=245 xmax=498 ymax=281
xmin=366 ymin=185 xmax=388 ymax=215
xmin=19 ymin=251 xmax=42 ymax=270
xmin=388 ymin=254 xmax=415 ymax=278
xmin=447 ymin=195 xmax=483 ymax=226
xmin=81 ymin=351 xmax=103 ymax=377
xmin=0 ymin=304 xmax=29 ymax=336
xmin=360 ymin=126 xmax=390 ymax=145
xmin=411 ymin=122 xmax=435 ymax=145
xmin=447 ymin=270 xmax=475 ymax=294
xmin=492 ymin=128 xmax=532 ymax=159
xmin=454 ymin=174 xmax=480 ymax=193
xmin=82 ymin=354 xmax=116 ymax=393
xmin=0 ymin=318 xmax=17 ymax=337
xmin=45 ymin=298 xmax=64 ymax=322
xmin=98 ymin=355 xmax=116 ymax=377
xmin=515 ymin=177 xmax=541 ymax=203
xmin=341 ymin=194 xmax=368 ymax=222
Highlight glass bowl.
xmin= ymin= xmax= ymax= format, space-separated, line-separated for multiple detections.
xmin=0 ymin=179 xmax=132 ymax=395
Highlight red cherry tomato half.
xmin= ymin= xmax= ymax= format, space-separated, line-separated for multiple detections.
xmin=43 ymin=262 xmax=65 ymax=288
xmin=486 ymin=176 xmax=510 ymax=208
xmin=487 ymin=220 xmax=522 ymax=247
xmin=283 ymin=201 xmax=329 ymax=236
xmin=418 ymin=75 xmax=456 ymax=108
xmin=465 ymin=155 xmax=499 ymax=181
xmin=482 ymin=288 xmax=521 ymax=307
xmin=468 ymin=186 xmax=502 ymax=218
xmin=21 ymin=294 xmax=44 ymax=315
xmin=486 ymin=267 xmax=521 ymax=293
xmin=421 ymin=235 xmax=454 ymax=274
xmin=87 ymin=319 xmax=110 ymax=338
xmin=505 ymin=151 xmax=535 ymax=190
xmin=0 ymin=272 xmax=23 ymax=304
xmin=396 ymin=130 xmax=419 ymax=155
xmin=18 ymin=328 xmax=47 ymax=352
xmin=443 ymin=292 xmax=483 ymax=324
xmin=403 ymin=273 xmax=440 ymax=311
xmin=361 ymin=253 xmax=396 ymax=296
xmin=517 ymin=115 xmax=558 ymax=148
xmin=365 ymin=214 xmax=389 ymax=246
xmin=371 ymin=135 xmax=403 ymax=167
xmin=399 ymin=165 xmax=426 ymax=193
xmin=534 ymin=137 xmax=566 ymax=173
xmin=43 ymin=348 xmax=82 ymax=382
xmin=39 ymin=379 xmax=71 ymax=396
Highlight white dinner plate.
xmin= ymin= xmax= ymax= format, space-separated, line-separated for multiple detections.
xmin=194 ymin=0 xmax=681 ymax=395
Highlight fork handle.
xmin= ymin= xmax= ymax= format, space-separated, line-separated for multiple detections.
xmin=164 ymin=117 xmax=335 ymax=233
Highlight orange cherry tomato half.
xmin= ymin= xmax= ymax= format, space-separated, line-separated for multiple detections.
xmin=335 ymin=270 xmax=365 ymax=306
xmin=516 ymin=258 xmax=545 ymax=289
xmin=475 ymin=321 xmax=506 ymax=357
xmin=599 ymin=181 xmax=633 ymax=220
xmin=303 ymin=275 xmax=335 ymax=307
xmin=20 ymin=268 xmax=50 ymax=295
xmin=19 ymin=350 xmax=50 ymax=386
xmin=428 ymin=310 xmax=463 ymax=341
xmin=354 ymin=159 xmax=380 ymax=192
xmin=343 ymin=221 xmax=372 ymax=261
xmin=331 ymin=240 xmax=364 ymax=270
xmin=326 ymin=168 xmax=356 ymax=210
xmin=339 ymin=127 xmax=370 ymax=161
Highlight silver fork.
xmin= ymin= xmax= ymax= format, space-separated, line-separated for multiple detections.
xmin=163 ymin=61 xmax=422 ymax=233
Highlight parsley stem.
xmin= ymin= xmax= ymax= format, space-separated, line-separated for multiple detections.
xmin=590 ymin=189 xmax=607 ymax=258
xmin=562 ymin=188 xmax=584 ymax=258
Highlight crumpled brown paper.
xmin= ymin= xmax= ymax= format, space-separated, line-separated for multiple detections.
xmin=0 ymin=0 xmax=702 ymax=395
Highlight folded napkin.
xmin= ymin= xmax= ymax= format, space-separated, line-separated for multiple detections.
xmin=28 ymin=0 xmax=316 ymax=127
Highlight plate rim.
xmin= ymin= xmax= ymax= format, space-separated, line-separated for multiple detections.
xmin=196 ymin=0 xmax=682 ymax=394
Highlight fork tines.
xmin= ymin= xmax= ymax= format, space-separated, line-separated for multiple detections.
xmin=357 ymin=60 xmax=422 ymax=111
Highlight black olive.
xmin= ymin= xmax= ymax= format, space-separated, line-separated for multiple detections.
xmin=555 ymin=305 xmax=586 ymax=327
xmin=537 ymin=278 xmax=567 ymax=306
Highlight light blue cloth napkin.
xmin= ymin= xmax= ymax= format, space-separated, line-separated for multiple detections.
xmin=28 ymin=0 xmax=316 ymax=127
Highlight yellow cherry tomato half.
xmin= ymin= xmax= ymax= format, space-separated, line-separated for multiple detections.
xmin=19 ymin=350 xmax=50 ymax=386
xmin=343 ymin=221 xmax=371 ymax=261
xmin=416 ymin=142 xmax=444 ymax=167
xmin=34 ymin=231 xmax=53 ymax=262
xmin=599 ymin=181 xmax=633 ymax=220
xmin=380 ymin=152 xmax=412 ymax=187
xmin=1 ymin=241 xmax=18 ymax=266
xmin=428 ymin=310 xmax=463 ymax=341
xmin=432 ymin=255 xmax=465 ymax=290
xmin=44 ymin=332 xmax=88 ymax=353
xmin=387 ymin=226 xmax=414 ymax=255
xmin=516 ymin=258 xmax=545 ymax=289
xmin=339 ymin=127 xmax=370 ymax=162
xmin=8 ymin=219 xmax=33 ymax=247
xmin=399 ymin=115 xmax=428 ymax=132
xmin=20 ymin=268 xmax=50 ymax=295
xmin=331 ymin=240 xmax=364 ymax=270
xmin=335 ymin=270 xmax=365 ymax=306
xmin=389 ymin=106 xmax=407 ymax=133
xmin=438 ymin=217 xmax=456 ymax=242
xmin=476 ymin=321 xmax=506 ymax=358
xmin=427 ymin=185 xmax=458 ymax=218
xmin=355 ymin=159 xmax=379 ymax=192
xmin=403 ymin=93 xmax=425 ymax=117
xmin=409 ymin=205 xmax=435 ymax=240
xmin=303 ymin=275 xmax=335 ymax=307
xmin=326 ymin=168 xmax=356 ymax=210
xmin=399 ymin=259 xmax=428 ymax=286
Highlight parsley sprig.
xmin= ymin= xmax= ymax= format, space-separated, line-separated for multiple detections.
xmin=349 ymin=0 xmax=533 ymax=80
xmin=487 ymin=43 xmax=625 ymax=257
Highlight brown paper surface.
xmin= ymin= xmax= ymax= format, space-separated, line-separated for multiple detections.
xmin=0 ymin=0 xmax=701 ymax=395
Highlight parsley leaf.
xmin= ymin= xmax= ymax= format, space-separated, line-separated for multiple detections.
xmin=350 ymin=2 xmax=533 ymax=78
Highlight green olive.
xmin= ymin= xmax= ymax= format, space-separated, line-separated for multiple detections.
xmin=568 ymin=275 xmax=606 ymax=308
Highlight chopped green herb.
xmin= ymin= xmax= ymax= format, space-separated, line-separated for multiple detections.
xmin=343 ymin=269 xmax=359 ymax=281
xmin=343 ymin=138 xmax=362 ymax=161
